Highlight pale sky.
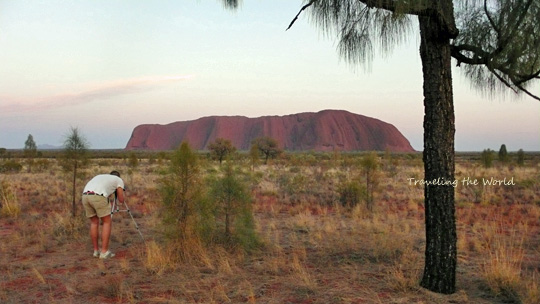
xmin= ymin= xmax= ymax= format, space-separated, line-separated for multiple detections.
xmin=0 ymin=0 xmax=538 ymax=151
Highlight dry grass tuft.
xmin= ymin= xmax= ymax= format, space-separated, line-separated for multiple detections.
xmin=142 ymin=240 xmax=178 ymax=275
xmin=100 ymin=274 xmax=125 ymax=299
xmin=50 ymin=212 xmax=86 ymax=241
xmin=290 ymin=251 xmax=316 ymax=290
xmin=482 ymin=232 xmax=527 ymax=302
xmin=524 ymin=273 xmax=540 ymax=304
xmin=387 ymin=251 xmax=422 ymax=293
xmin=0 ymin=180 xmax=20 ymax=218
xmin=31 ymin=267 xmax=46 ymax=285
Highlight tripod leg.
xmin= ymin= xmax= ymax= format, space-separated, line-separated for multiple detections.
xmin=122 ymin=200 xmax=145 ymax=242
xmin=110 ymin=198 xmax=117 ymax=219
xmin=116 ymin=198 xmax=146 ymax=242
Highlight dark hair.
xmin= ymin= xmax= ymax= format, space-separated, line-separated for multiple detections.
xmin=110 ymin=170 xmax=121 ymax=177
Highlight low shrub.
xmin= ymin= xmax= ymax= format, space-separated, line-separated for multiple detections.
xmin=0 ymin=160 xmax=23 ymax=173
xmin=338 ymin=181 xmax=364 ymax=208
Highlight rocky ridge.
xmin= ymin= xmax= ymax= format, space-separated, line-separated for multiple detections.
xmin=125 ymin=110 xmax=414 ymax=152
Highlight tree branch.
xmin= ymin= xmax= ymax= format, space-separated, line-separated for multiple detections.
xmin=453 ymin=43 xmax=540 ymax=101
xmin=490 ymin=69 xmax=519 ymax=94
xmin=515 ymin=83 xmax=540 ymax=101
xmin=483 ymin=0 xmax=500 ymax=37
xmin=489 ymin=64 xmax=540 ymax=101
xmin=523 ymin=68 xmax=540 ymax=81
xmin=361 ymin=0 xmax=398 ymax=12
xmin=286 ymin=0 xmax=431 ymax=31
xmin=286 ymin=0 xmax=317 ymax=31
xmin=451 ymin=44 xmax=490 ymax=65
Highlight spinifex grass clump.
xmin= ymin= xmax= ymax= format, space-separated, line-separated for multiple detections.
xmin=0 ymin=179 xmax=20 ymax=217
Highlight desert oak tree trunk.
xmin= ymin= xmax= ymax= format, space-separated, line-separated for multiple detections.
xmin=418 ymin=10 xmax=457 ymax=294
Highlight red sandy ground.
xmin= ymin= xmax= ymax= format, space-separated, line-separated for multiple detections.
xmin=2 ymin=187 xmax=538 ymax=303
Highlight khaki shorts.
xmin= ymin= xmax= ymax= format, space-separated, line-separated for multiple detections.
xmin=82 ymin=195 xmax=111 ymax=218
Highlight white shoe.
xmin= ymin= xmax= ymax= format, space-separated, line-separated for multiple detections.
xmin=99 ymin=250 xmax=115 ymax=259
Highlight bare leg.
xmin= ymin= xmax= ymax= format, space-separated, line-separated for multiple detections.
xmin=90 ymin=216 xmax=99 ymax=251
xmin=100 ymin=214 xmax=112 ymax=253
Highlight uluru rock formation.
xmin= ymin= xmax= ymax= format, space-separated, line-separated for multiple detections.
xmin=125 ymin=110 xmax=414 ymax=152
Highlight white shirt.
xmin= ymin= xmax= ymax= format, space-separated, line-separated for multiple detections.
xmin=83 ymin=174 xmax=125 ymax=197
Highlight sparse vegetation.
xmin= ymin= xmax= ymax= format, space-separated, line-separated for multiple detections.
xmin=0 ymin=179 xmax=20 ymax=217
xmin=338 ymin=180 xmax=363 ymax=208
xmin=360 ymin=151 xmax=380 ymax=211
xmin=249 ymin=143 xmax=259 ymax=171
xmin=127 ymin=152 xmax=139 ymax=171
xmin=158 ymin=142 xmax=209 ymax=264
xmin=208 ymin=138 xmax=237 ymax=165
xmin=251 ymin=136 xmax=282 ymax=164
xmin=61 ymin=127 xmax=90 ymax=217
xmin=206 ymin=162 xmax=259 ymax=251
xmin=1 ymin=150 xmax=539 ymax=303
xmin=517 ymin=149 xmax=525 ymax=166
xmin=23 ymin=134 xmax=37 ymax=173
xmin=481 ymin=148 xmax=495 ymax=168
xmin=159 ymin=143 xmax=200 ymax=233
xmin=0 ymin=160 xmax=22 ymax=173
xmin=499 ymin=144 xmax=509 ymax=163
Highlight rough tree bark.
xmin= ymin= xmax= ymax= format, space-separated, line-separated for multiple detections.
xmin=418 ymin=12 xmax=457 ymax=294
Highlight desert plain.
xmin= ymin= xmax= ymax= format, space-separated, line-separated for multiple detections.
xmin=1 ymin=150 xmax=539 ymax=303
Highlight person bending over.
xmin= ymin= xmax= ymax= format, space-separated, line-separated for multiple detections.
xmin=82 ymin=170 xmax=124 ymax=259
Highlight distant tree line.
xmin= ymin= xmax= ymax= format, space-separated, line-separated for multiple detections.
xmin=481 ymin=144 xmax=527 ymax=168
